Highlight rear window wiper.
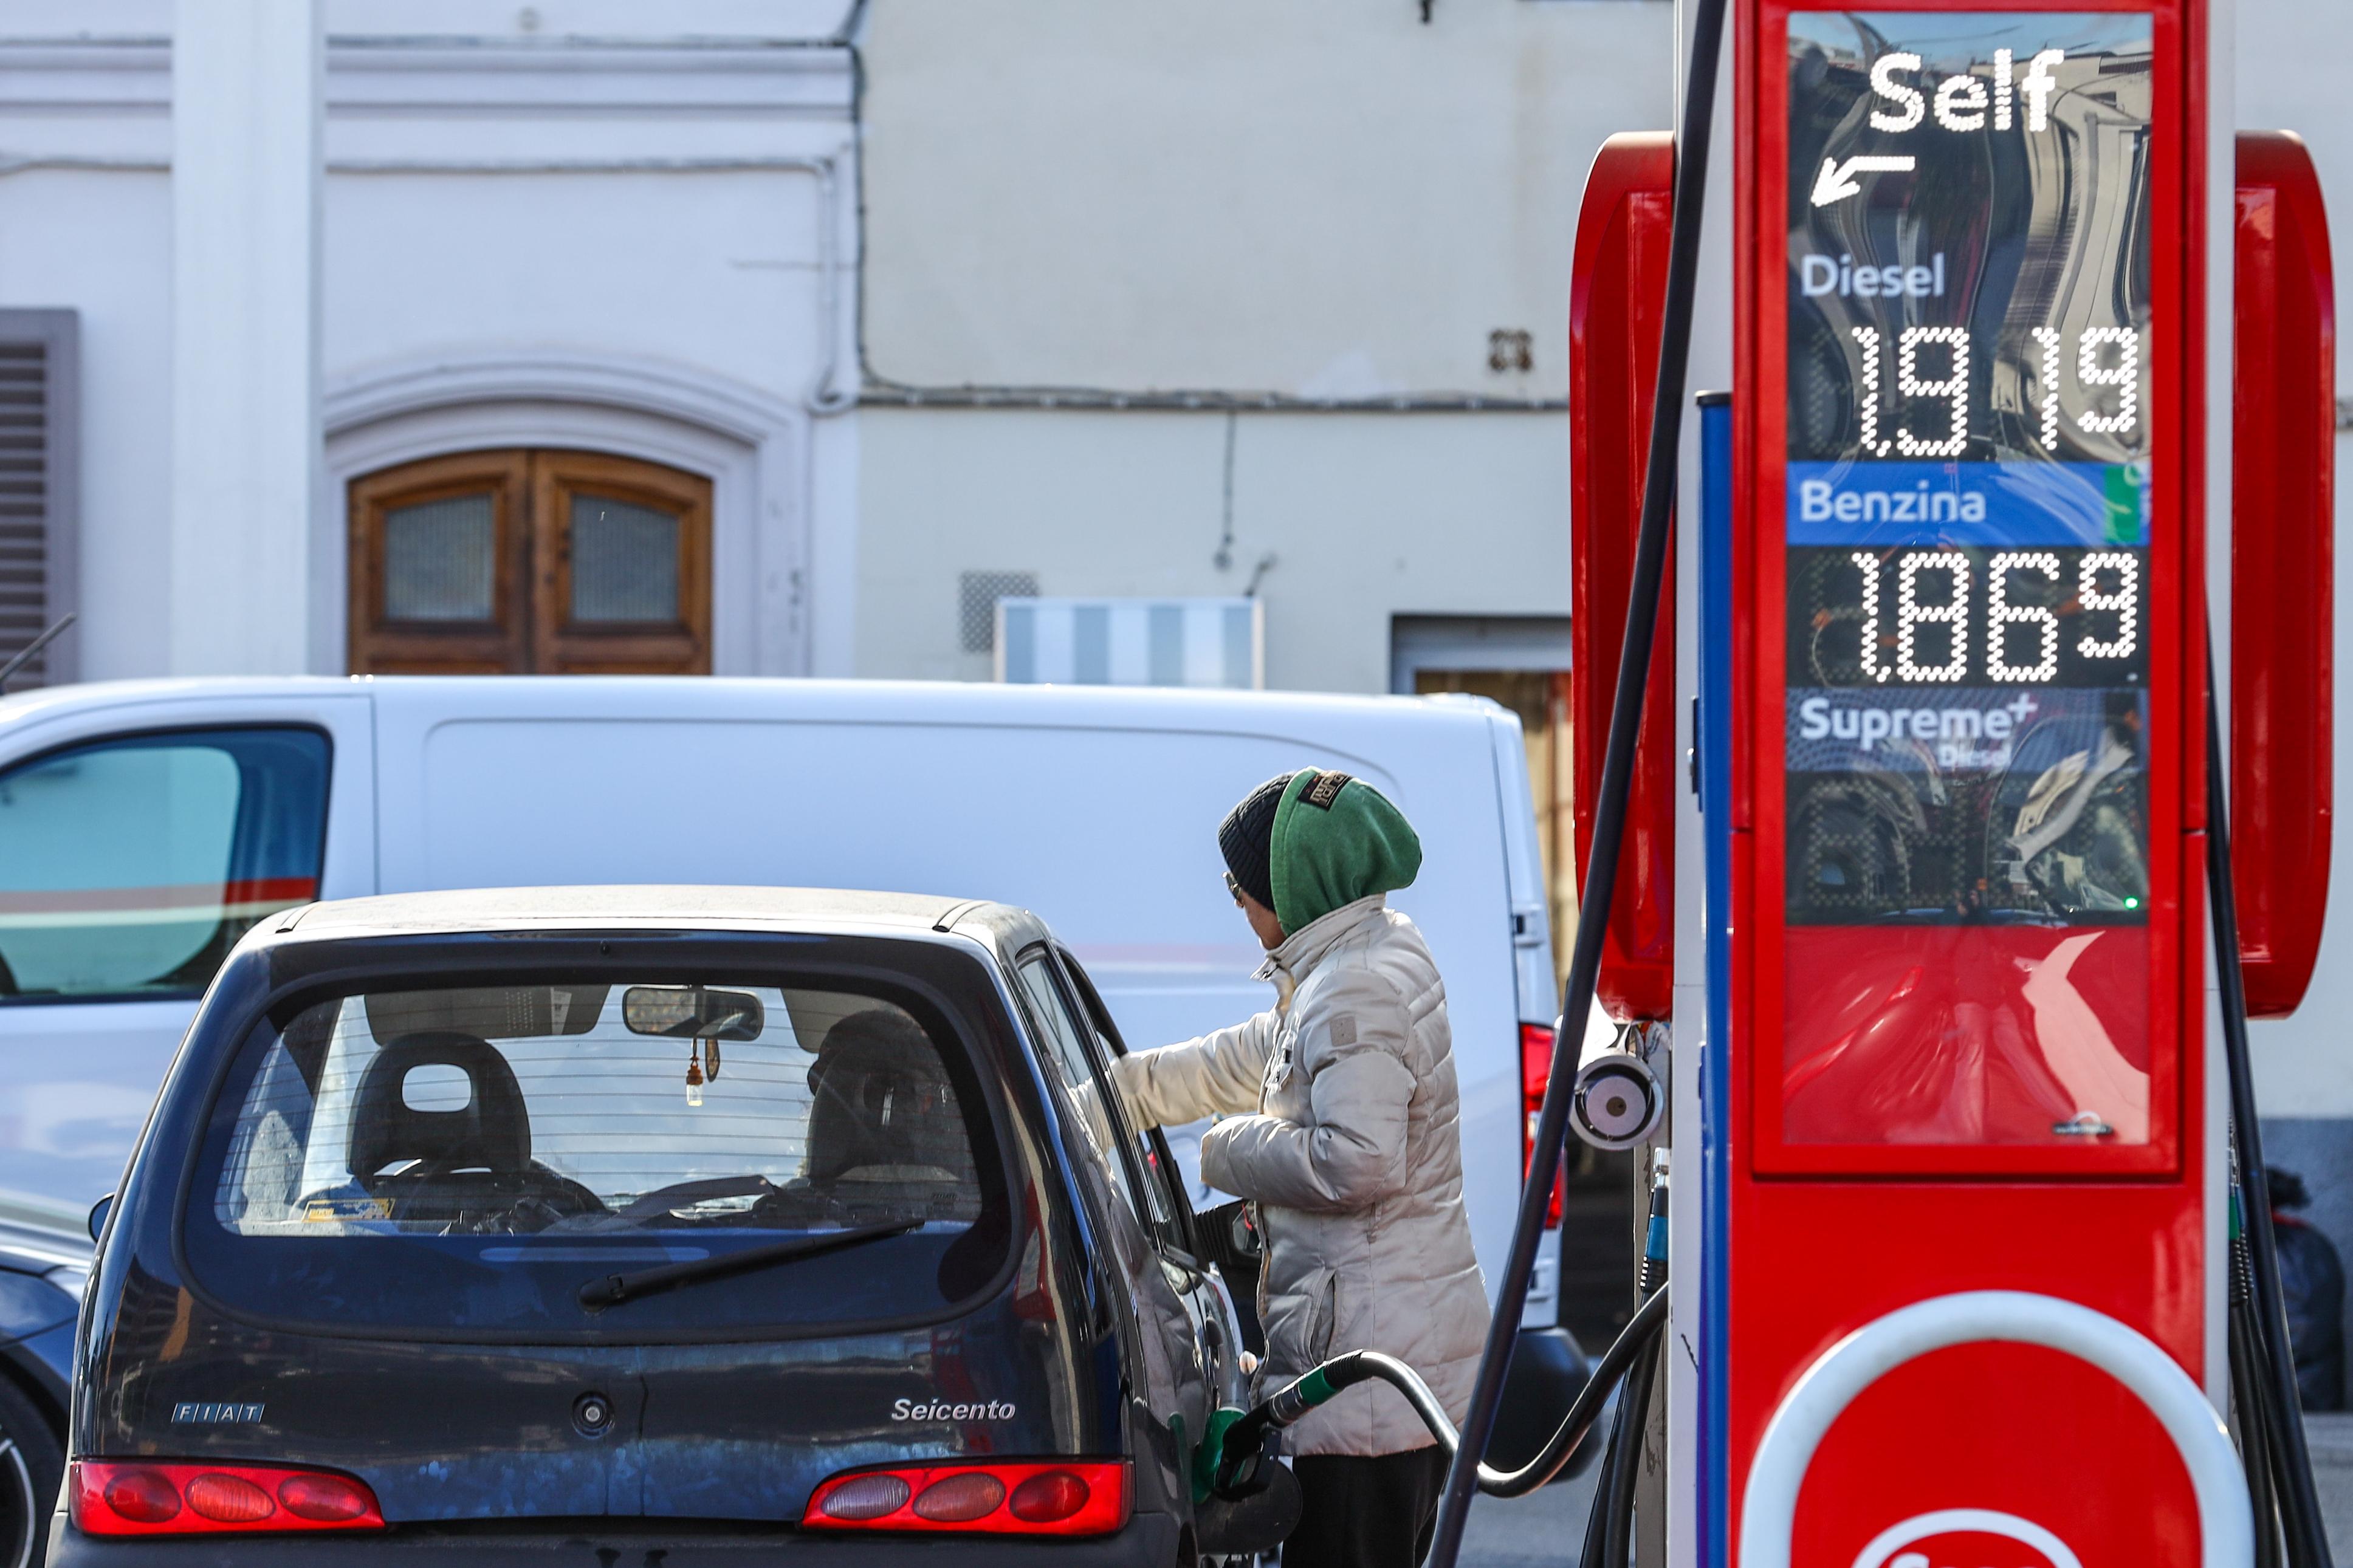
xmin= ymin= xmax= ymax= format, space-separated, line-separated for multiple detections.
xmin=576 ymin=1219 xmax=922 ymax=1310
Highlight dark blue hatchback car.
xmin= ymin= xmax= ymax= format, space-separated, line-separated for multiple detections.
xmin=51 ymin=886 xmax=1271 ymax=1567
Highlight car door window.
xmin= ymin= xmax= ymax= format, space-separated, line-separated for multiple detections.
xmin=1049 ymin=949 xmax=1200 ymax=1253
xmin=1015 ymin=951 xmax=1154 ymax=1229
xmin=0 ymin=728 xmax=330 ymax=1001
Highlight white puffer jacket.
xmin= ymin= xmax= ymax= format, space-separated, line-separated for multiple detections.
xmin=1110 ymin=894 xmax=1489 ymax=1457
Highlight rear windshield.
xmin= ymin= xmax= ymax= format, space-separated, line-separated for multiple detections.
xmin=185 ymin=973 xmax=1011 ymax=1337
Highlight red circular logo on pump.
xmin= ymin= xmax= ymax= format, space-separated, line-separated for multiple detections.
xmin=1853 ymin=1511 xmax=2081 ymax=1568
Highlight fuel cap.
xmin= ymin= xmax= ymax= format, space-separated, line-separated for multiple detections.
xmin=572 ymin=1391 xmax=614 ymax=1437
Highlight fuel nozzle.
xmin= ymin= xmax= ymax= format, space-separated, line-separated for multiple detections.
xmin=1639 ymin=1150 xmax=1670 ymax=1298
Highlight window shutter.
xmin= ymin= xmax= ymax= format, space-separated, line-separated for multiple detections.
xmin=0 ymin=310 xmax=77 ymax=687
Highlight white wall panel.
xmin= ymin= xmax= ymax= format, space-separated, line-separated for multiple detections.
xmin=857 ymin=408 xmax=1571 ymax=693
xmin=861 ymin=0 xmax=1676 ymax=399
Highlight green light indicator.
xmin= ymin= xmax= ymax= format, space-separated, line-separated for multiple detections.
xmin=2125 ymin=897 xmax=2141 ymax=909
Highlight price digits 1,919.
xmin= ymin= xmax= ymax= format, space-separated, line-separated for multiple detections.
xmin=1843 ymin=322 xmax=2140 ymax=459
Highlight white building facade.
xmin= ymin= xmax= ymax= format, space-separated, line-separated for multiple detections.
xmin=1 ymin=0 xmax=864 ymax=685
xmin=0 ymin=0 xmax=1678 ymax=699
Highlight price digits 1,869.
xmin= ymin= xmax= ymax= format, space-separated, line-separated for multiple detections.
xmin=1791 ymin=544 xmax=2144 ymax=689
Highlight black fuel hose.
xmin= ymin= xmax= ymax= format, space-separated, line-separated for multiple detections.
xmin=1423 ymin=0 xmax=1726 ymax=1554
xmin=1215 ymin=1284 xmax=1669 ymax=1502
xmin=2206 ymin=643 xmax=2334 ymax=1568
xmin=1594 ymin=1332 xmax=1661 ymax=1568
xmin=2229 ymin=1230 xmax=2285 ymax=1568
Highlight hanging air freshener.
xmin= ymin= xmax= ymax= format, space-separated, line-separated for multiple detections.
xmin=702 ymin=1036 xmax=722 ymax=1082
xmin=685 ymin=1050 xmax=705 ymax=1108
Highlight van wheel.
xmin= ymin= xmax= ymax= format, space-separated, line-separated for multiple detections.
xmin=0 ymin=1375 xmax=61 ymax=1568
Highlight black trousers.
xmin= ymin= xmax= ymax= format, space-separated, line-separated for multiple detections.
xmin=1282 ymin=1446 xmax=1450 ymax=1568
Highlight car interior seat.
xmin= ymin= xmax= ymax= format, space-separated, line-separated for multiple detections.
xmin=350 ymin=1031 xmax=534 ymax=1183
xmin=804 ymin=1009 xmax=979 ymax=1220
xmin=346 ymin=1031 xmax=605 ymax=1229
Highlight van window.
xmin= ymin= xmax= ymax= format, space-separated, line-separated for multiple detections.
xmin=187 ymin=975 xmax=1010 ymax=1336
xmin=0 ymin=728 xmax=329 ymax=1001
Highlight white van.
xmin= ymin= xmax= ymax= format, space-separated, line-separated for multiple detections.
xmin=0 ymin=676 xmax=1571 ymax=1332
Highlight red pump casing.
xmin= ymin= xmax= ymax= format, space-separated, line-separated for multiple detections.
xmin=1570 ymin=131 xmax=1677 ymax=1024
xmin=2231 ymin=130 xmax=2334 ymax=1018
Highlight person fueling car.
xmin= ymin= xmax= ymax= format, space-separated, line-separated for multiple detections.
xmin=1109 ymin=769 xmax=1489 ymax=1568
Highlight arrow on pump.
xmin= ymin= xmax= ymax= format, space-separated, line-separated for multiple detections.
xmin=1811 ymin=153 xmax=1918 ymax=207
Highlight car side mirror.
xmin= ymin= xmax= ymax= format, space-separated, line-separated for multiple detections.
xmin=88 ymin=1193 xmax=114 ymax=1243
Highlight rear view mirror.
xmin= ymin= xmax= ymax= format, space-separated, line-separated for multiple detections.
xmin=623 ymin=986 xmax=765 ymax=1041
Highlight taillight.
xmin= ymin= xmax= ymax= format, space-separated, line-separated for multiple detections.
xmin=71 ymin=1462 xmax=385 ymax=1536
xmin=806 ymin=1460 xmax=1130 ymax=1536
xmin=1520 ymin=1021 xmax=1564 ymax=1228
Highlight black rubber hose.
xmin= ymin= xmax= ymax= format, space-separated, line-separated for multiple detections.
xmin=1220 ymin=1286 xmax=1670 ymax=1501
xmin=2230 ymin=1161 xmax=2286 ymax=1568
xmin=1595 ymin=1334 xmax=1660 ymax=1568
xmin=1488 ymin=1282 xmax=1669 ymax=1496
xmin=1579 ymin=1363 xmax=1636 ymax=1568
xmin=2207 ymin=640 xmax=2334 ymax=1568
xmin=1423 ymin=0 xmax=1727 ymax=1553
xmin=2231 ymin=1272 xmax=2284 ymax=1568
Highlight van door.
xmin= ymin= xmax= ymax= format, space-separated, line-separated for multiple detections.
xmin=0 ymin=695 xmax=373 ymax=1224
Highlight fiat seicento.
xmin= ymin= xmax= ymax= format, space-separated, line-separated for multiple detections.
xmin=52 ymin=887 xmax=1279 ymax=1567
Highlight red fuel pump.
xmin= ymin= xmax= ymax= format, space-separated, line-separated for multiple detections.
xmin=1421 ymin=5 xmax=2338 ymax=1567
xmin=1722 ymin=10 xmax=2221 ymax=1560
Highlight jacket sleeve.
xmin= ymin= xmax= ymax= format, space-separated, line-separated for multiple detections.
xmin=1196 ymin=985 xmax=1414 ymax=1213
xmin=1108 ymin=1011 xmax=1279 ymax=1130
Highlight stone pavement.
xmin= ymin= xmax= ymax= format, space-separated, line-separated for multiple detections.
xmin=2305 ymin=1414 xmax=2353 ymax=1550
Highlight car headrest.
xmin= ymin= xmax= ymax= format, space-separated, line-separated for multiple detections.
xmin=805 ymin=1009 xmax=971 ymax=1184
xmin=349 ymin=1031 xmax=531 ymax=1181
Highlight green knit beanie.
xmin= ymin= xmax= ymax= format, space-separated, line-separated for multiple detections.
xmin=1268 ymin=769 xmax=1422 ymax=934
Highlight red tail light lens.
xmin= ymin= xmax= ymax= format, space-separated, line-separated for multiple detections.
xmin=1009 ymin=1470 xmax=1091 ymax=1522
xmin=1520 ymin=1021 xmax=1564 ymax=1228
xmin=806 ymin=1460 xmax=1129 ymax=1537
xmin=100 ymin=1470 xmax=180 ymax=1525
xmin=912 ymin=1471 xmax=1005 ymax=1522
xmin=184 ymin=1473 xmax=273 ymax=1524
xmin=277 ymin=1473 xmax=376 ymax=1523
xmin=72 ymin=1462 xmax=385 ymax=1536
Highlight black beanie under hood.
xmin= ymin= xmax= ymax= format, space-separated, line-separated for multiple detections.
xmin=1218 ymin=772 xmax=1293 ymax=911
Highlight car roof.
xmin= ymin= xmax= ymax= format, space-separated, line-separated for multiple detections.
xmin=275 ymin=885 xmax=1049 ymax=953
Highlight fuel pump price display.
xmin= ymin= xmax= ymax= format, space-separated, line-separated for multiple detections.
xmin=1770 ymin=12 xmax=2170 ymax=1154
xmin=1784 ymin=12 xmax=2154 ymax=933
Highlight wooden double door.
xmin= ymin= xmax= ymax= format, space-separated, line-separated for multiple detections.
xmin=348 ymin=448 xmax=713 ymax=674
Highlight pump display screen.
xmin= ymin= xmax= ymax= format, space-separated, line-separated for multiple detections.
xmin=1771 ymin=12 xmax=2166 ymax=1153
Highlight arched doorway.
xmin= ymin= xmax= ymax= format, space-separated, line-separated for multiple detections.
xmin=347 ymin=448 xmax=713 ymax=674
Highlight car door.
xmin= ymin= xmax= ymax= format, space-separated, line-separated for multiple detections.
xmin=0 ymin=693 xmax=374 ymax=1225
xmin=1048 ymin=948 xmax=1251 ymax=1404
xmin=1011 ymin=949 xmax=1218 ymax=1510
